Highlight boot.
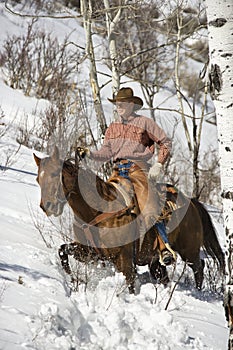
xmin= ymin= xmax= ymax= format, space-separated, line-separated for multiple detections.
xmin=161 ymin=245 xmax=175 ymax=266
xmin=155 ymin=221 xmax=176 ymax=266
xmin=143 ymin=216 xmax=176 ymax=266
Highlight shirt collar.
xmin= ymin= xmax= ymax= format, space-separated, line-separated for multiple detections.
xmin=120 ymin=113 xmax=137 ymax=124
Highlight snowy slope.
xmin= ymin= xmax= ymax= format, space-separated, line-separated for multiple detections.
xmin=0 ymin=2 xmax=229 ymax=350
xmin=0 ymin=145 xmax=228 ymax=349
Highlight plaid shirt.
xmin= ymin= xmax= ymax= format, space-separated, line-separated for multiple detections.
xmin=91 ymin=114 xmax=171 ymax=164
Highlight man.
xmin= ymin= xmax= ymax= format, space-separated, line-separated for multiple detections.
xmin=83 ymin=87 xmax=174 ymax=265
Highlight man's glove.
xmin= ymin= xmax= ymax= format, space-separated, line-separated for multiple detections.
xmin=76 ymin=146 xmax=90 ymax=159
xmin=148 ymin=162 xmax=162 ymax=180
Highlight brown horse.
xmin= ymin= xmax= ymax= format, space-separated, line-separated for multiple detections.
xmin=34 ymin=146 xmax=167 ymax=294
xmin=34 ymin=147 xmax=225 ymax=292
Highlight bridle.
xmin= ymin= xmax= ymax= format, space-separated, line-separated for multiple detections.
xmin=39 ymin=159 xmax=68 ymax=207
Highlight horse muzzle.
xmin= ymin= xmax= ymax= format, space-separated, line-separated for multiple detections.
xmin=40 ymin=200 xmax=65 ymax=217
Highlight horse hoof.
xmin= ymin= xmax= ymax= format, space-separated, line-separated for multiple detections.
xmin=160 ymin=275 xmax=170 ymax=286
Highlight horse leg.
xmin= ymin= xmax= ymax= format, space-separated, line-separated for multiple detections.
xmin=188 ymin=257 xmax=205 ymax=290
xmin=59 ymin=243 xmax=72 ymax=274
xmin=149 ymin=256 xmax=169 ymax=286
xmin=58 ymin=242 xmax=80 ymax=275
xmin=114 ymin=247 xmax=137 ymax=294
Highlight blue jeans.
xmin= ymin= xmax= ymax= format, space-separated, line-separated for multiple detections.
xmin=155 ymin=221 xmax=169 ymax=244
xmin=118 ymin=161 xmax=133 ymax=179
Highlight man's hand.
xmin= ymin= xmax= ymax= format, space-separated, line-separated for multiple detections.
xmin=148 ymin=162 xmax=162 ymax=180
xmin=76 ymin=147 xmax=90 ymax=159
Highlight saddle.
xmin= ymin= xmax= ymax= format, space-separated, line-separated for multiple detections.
xmin=107 ymin=176 xmax=187 ymax=229
xmin=155 ymin=183 xmax=187 ymax=221
xmin=107 ymin=178 xmax=179 ymax=264
xmin=108 ymin=175 xmax=139 ymax=216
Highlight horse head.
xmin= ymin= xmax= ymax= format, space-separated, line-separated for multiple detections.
xmin=33 ymin=146 xmax=67 ymax=217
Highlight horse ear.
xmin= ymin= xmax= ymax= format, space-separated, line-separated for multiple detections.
xmin=33 ymin=153 xmax=41 ymax=166
xmin=52 ymin=146 xmax=60 ymax=160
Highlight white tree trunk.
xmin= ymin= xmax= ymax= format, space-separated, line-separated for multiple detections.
xmin=103 ymin=0 xmax=122 ymax=95
xmin=206 ymin=0 xmax=233 ymax=348
xmin=80 ymin=0 xmax=107 ymax=135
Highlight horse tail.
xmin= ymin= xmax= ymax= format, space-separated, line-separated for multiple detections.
xmin=191 ymin=198 xmax=225 ymax=275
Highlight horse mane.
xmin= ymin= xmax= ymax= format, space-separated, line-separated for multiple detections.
xmin=63 ymin=159 xmax=79 ymax=177
xmin=63 ymin=159 xmax=118 ymax=205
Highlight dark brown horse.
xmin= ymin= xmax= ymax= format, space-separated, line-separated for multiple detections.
xmin=151 ymin=184 xmax=225 ymax=289
xmin=34 ymin=147 xmax=225 ymax=292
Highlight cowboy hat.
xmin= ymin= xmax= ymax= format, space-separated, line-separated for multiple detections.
xmin=108 ymin=87 xmax=143 ymax=110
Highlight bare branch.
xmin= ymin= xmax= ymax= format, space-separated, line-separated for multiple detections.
xmin=4 ymin=0 xmax=82 ymax=19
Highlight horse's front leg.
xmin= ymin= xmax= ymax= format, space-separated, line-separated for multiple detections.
xmin=58 ymin=242 xmax=80 ymax=275
xmin=114 ymin=246 xmax=137 ymax=294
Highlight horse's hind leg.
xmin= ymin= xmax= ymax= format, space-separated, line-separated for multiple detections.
xmin=188 ymin=258 xmax=205 ymax=290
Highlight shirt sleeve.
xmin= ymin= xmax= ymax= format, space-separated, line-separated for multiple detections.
xmin=90 ymin=126 xmax=113 ymax=162
xmin=146 ymin=118 xmax=172 ymax=164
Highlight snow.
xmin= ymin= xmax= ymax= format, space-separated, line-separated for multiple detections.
xmin=0 ymin=171 xmax=229 ymax=350
xmin=0 ymin=2 xmax=229 ymax=350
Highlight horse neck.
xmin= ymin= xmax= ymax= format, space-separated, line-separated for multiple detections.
xmin=62 ymin=164 xmax=106 ymax=223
